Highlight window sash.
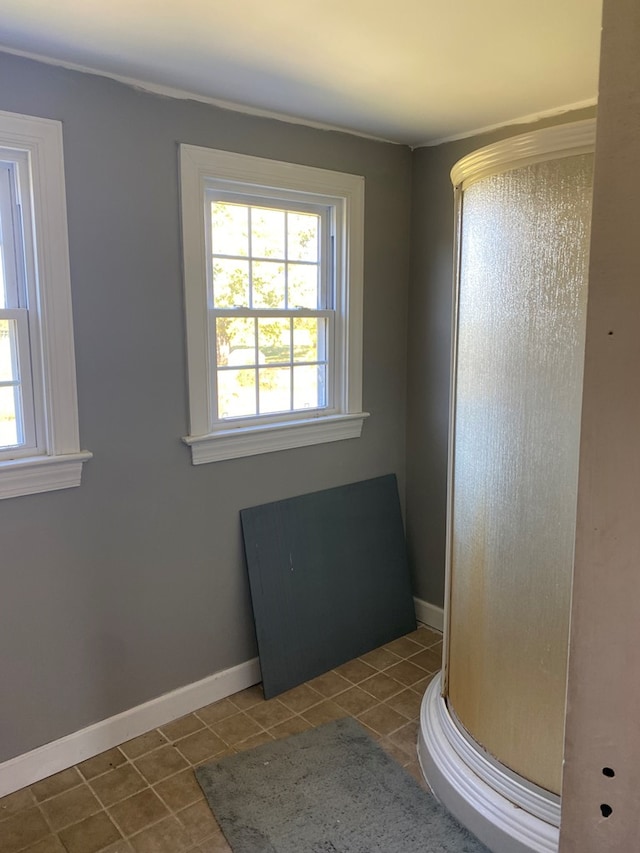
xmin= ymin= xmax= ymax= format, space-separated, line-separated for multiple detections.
xmin=0 ymin=158 xmax=39 ymax=457
xmin=205 ymin=193 xmax=336 ymax=427
xmin=209 ymin=308 xmax=335 ymax=426
xmin=204 ymin=191 xmax=333 ymax=313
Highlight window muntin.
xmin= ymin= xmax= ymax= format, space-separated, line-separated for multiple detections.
xmin=206 ymin=194 xmax=334 ymax=424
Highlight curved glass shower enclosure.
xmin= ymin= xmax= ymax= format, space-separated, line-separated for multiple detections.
xmin=419 ymin=121 xmax=595 ymax=853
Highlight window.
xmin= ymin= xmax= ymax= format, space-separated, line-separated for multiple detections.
xmin=0 ymin=110 xmax=90 ymax=499
xmin=179 ymin=146 xmax=368 ymax=463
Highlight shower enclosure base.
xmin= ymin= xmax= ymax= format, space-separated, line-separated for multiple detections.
xmin=418 ymin=674 xmax=560 ymax=853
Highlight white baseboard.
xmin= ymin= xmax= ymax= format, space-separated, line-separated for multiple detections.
xmin=0 ymin=657 xmax=261 ymax=798
xmin=413 ymin=596 xmax=445 ymax=632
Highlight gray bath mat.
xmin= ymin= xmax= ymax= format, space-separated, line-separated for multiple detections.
xmin=195 ymin=717 xmax=489 ymax=852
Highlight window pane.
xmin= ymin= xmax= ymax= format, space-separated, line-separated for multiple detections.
xmin=213 ymin=259 xmax=249 ymax=307
xmin=0 ymin=241 xmax=6 ymax=309
xmin=288 ymin=212 xmax=319 ymax=262
xmin=252 ymin=260 xmax=285 ymax=309
xmin=288 ymin=263 xmax=319 ymax=309
xmin=211 ymin=202 xmax=248 ymax=257
xmin=293 ymin=364 xmax=326 ymax=410
xmin=217 ymin=368 xmax=256 ymax=419
xmin=216 ymin=317 xmax=255 ymax=367
xmin=293 ymin=317 xmax=324 ymax=363
xmin=258 ymin=317 xmax=291 ymax=364
xmin=251 ymin=208 xmax=285 ymax=259
xmin=0 ymin=385 xmax=19 ymax=447
xmin=0 ymin=318 xmax=17 ymax=382
xmin=258 ymin=367 xmax=291 ymax=414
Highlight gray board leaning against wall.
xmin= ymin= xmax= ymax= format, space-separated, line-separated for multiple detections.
xmin=241 ymin=475 xmax=416 ymax=698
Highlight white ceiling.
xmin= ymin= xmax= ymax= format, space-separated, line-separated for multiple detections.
xmin=0 ymin=0 xmax=603 ymax=146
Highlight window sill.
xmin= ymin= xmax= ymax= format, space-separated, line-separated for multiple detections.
xmin=183 ymin=412 xmax=369 ymax=464
xmin=0 ymin=451 xmax=93 ymax=500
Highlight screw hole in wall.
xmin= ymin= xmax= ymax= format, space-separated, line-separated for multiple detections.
xmin=602 ymin=767 xmax=615 ymax=777
xmin=600 ymin=804 xmax=613 ymax=818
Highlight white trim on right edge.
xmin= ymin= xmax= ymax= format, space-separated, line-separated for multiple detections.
xmin=413 ymin=597 xmax=444 ymax=632
xmin=418 ymin=673 xmax=560 ymax=853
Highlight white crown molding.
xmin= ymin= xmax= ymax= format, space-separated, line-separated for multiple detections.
xmin=0 ymin=657 xmax=261 ymax=798
xmin=450 ymin=118 xmax=596 ymax=189
xmin=418 ymin=674 xmax=560 ymax=853
xmin=414 ymin=98 xmax=597 ymax=149
xmin=0 ymin=45 xmax=399 ymax=146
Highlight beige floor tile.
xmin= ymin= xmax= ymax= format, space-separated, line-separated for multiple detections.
xmin=31 ymin=768 xmax=83 ymax=802
xmin=129 ymin=815 xmax=191 ymax=853
xmin=412 ymin=673 xmax=436 ymax=694
xmin=229 ymin=685 xmax=264 ymax=711
xmin=384 ymin=687 xmax=423 ymax=719
xmin=21 ymin=835 xmax=66 ymax=852
xmin=159 ymin=714 xmax=204 ymax=743
xmin=0 ymin=807 xmax=50 ymax=853
xmin=359 ymin=671 xmax=403 ymax=701
xmin=384 ymin=660 xmax=427 ymax=686
xmin=90 ymin=765 xmax=147 ymax=807
xmin=0 ymin=787 xmax=35 ymax=821
xmin=269 ymin=715 xmax=313 ymax=740
xmin=194 ymin=699 xmax=238 ymax=727
xmin=210 ymin=712 xmax=263 ymax=746
xmin=277 ymin=683 xmax=322 ymax=713
xmin=176 ymin=800 xmax=221 ymax=844
xmin=412 ymin=626 xmax=443 ymax=647
xmin=334 ymin=659 xmax=377 ymax=684
xmin=175 ymin=729 xmax=227 ymax=765
xmin=233 ymin=731 xmax=274 ymax=752
xmin=333 ymin=686 xmax=379 ymax=716
xmin=307 ymin=670 xmax=351 ymax=698
xmin=357 ymin=704 xmax=407 ymax=737
xmin=405 ymin=760 xmax=430 ymax=790
xmin=134 ymin=746 xmax=189 ymax=785
xmin=245 ymin=698 xmax=294 ymax=729
xmin=358 ymin=647 xmax=400 ymax=671
xmin=109 ymin=789 xmax=169 ymax=836
xmin=387 ymin=720 xmax=420 ymax=757
xmin=153 ymin=770 xmax=204 ymax=813
xmin=383 ymin=636 xmax=423 ymax=658
xmin=99 ymin=841 xmax=135 ymax=853
xmin=301 ymin=700 xmax=347 ymax=727
xmin=120 ymin=732 xmax=168 ymax=760
xmin=407 ymin=647 xmax=443 ymax=673
xmin=79 ymin=748 xmax=127 ymax=781
xmin=40 ymin=784 xmax=102 ymax=831
xmin=58 ymin=811 xmax=122 ymax=853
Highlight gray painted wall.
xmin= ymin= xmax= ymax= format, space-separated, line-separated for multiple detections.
xmin=406 ymin=105 xmax=596 ymax=607
xmin=0 ymin=51 xmax=411 ymax=762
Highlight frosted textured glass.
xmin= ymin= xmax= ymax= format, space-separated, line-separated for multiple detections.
xmin=447 ymin=154 xmax=593 ymax=795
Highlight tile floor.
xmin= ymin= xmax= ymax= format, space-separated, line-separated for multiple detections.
xmin=0 ymin=625 xmax=442 ymax=853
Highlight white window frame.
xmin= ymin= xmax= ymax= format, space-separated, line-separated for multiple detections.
xmin=179 ymin=145 xmax=368 ymax=463
xmin=0 ymin=110 xmax=91 ymax=499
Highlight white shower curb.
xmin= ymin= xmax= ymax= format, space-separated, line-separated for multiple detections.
xmin=418 ymin=673 xmax=560 ymax=853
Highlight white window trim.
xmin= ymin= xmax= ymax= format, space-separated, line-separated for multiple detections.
xmin=179 ymin=145 xmax=368 ymax=463
xmin=0 ymin=110 xmax=91 ymax=499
